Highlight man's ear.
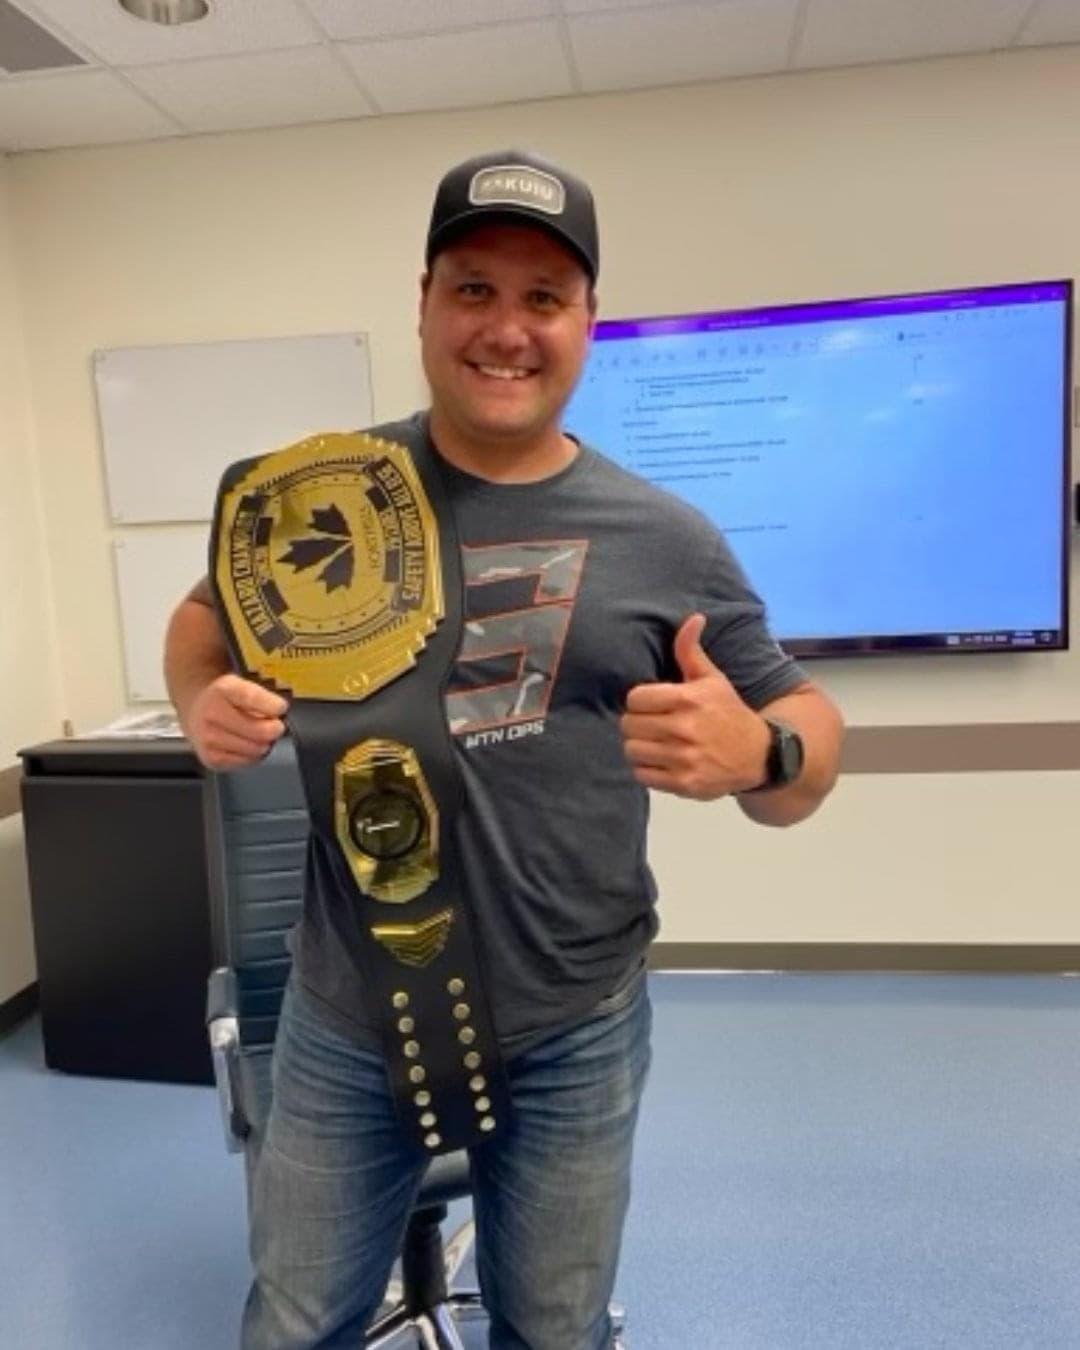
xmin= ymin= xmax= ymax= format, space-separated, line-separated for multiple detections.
xmin=586 ymin=286 xmax=598 ymax=335
xmin=418 ymin=271 xmax=431 ymax=332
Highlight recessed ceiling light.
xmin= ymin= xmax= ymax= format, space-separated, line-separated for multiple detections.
xmin=118 ymin=0 xmax=210 ymax=25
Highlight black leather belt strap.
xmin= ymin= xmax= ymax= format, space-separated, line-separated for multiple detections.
xmin=291 ymin=701 xmax=510 ymax=1155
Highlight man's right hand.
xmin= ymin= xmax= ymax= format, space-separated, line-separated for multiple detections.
xmin=184 ymin=673 xmax=288 ymax=771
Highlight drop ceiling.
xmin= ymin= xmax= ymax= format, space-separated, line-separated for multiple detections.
xmin=0 ymin=0 xmax=1076 ymax=153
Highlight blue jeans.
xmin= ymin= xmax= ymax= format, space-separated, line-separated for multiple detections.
xmin=242 ymin=973 xmax=652 ymax=1350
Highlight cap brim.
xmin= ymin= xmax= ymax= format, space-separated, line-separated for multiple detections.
xmin=426 ymin=207 xmax=596 ymax=281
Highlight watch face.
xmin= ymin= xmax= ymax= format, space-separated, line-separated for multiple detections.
xmin=767 ymin=720 xmax=804 ymax=786
xmin=778 ymin=731 xmax=803 ymax=781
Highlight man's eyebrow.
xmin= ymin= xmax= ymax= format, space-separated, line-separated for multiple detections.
xmin=446 ymin=257 xmax=576 ymax=282
xmin=443 ymin=259 xmax=488 ymax=277
xmin=515 ymin=267 xmax=583 ymax=293
xmin=441 ymin=259 xmax=582 ymax=292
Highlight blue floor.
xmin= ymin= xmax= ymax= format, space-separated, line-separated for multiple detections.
xmin=3 ymin=972 xmax=1080 ymax=1348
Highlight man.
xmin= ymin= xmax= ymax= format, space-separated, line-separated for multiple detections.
xmin=165 ymin=149 xmax=844 ymax=1350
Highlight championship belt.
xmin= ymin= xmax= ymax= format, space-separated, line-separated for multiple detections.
xmin=210 ymin=430 xmax=511 ymax=1155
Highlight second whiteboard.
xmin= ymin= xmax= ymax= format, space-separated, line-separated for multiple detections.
xmin=94 ymin=332 xmax=374 ymax=525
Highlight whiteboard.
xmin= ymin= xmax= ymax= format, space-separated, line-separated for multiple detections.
xmin=112 ymin=526 xmax=211 ymax=703
xmin=94 ymin=333 xmax=373 ymax=524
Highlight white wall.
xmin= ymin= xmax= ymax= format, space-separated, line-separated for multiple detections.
xmin=5 ymin=46 xmax=1080 ymax=949
xmin=0 ymin=154 xmax=62 ymax=1000
xmin=0 ymin=157 xmax=61 ymax=764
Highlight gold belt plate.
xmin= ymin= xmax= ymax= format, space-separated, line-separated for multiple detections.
xmin=214 ymin=432 xmax=444 ymax=700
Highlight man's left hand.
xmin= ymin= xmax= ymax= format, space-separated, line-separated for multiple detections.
xmin=620 ymin=613 xmax=770 ymax=800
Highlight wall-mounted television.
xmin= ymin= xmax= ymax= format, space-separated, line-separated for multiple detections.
xmin=565 ymin=279 xmax=1073 ymax=657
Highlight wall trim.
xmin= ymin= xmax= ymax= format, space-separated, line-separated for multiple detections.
xmin=649 ymin=943 xmax=1080 ymax=974
xmin=0 ymin=982 xmax=38 ymax=1036
xmin=0 ymin=765 xmax=20 ymax=822
xmin=841 ymin=722 xmax=1080 ymax=774
xmin=6 ymin=720 xmax=1076 ymax=827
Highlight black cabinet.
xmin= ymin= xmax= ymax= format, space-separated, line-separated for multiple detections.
xmin=19 ymin=739 xmax=213 ymax=1085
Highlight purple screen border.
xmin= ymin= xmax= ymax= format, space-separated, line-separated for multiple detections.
xmin=594 ymin=280 xmax=1071 ymax=341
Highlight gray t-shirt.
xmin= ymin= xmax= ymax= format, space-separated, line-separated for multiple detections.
xmin=293 ymin=413 xmax=806 ymax=1054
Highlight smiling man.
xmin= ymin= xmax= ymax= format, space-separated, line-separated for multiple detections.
xmin=164 ymin=149 xmax=843 ymax=1350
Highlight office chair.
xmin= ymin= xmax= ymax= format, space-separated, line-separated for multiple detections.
xmin=202 ymin=736 xmax=485 ymax=1349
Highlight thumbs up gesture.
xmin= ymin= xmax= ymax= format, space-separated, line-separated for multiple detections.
xmin=620 ymin=613 xmax=770 ymax=800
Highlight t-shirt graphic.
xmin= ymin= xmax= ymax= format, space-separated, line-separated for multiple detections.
xmin=446 ymin=540 xmax=588 ymax=740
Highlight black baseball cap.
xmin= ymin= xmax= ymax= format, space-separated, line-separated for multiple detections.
xmin=425 ymin=149 xmax=599 ymax=282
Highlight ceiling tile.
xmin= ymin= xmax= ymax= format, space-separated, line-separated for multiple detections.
xmin=301 ymin=0 xmax=555 ymax=41
xmin=562 ymin=0 xmax=700 ymax=12
xmin=340 ymin=20 xmax=572 ymax=114
xmin=123 ymin=46 xmax=372 ymax=133
xmin=796 ymin=0 xmax=1032 ymax=70
xmin=1017 ymin=0 xmax=1080 ymax=47
xmin=569 ymin=0 xmax=798 ymax=94
xmin=0 ymin=67 xmax=177 ymax=150
xmin=17 ymin=0 xmax=321 ymax=66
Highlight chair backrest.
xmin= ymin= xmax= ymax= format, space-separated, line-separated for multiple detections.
xmin=203 ymin=736 xmax=308 ymax=1050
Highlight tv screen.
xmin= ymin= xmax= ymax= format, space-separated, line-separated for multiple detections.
xmin=564 ymin=279 xmax=1073 ymax=657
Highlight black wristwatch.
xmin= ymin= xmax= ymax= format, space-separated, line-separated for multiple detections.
xmin=747 ymin=718 xmax=804 ymax=792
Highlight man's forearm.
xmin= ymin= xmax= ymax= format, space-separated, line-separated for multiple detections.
xmin=163 ymin=596 xmax=231 ymax=729
xmin=737 ymin=685 xmax=844 ymax=828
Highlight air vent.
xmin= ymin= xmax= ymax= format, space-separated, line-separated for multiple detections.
xmin=0 ymin=0 xmax=85 ymax=73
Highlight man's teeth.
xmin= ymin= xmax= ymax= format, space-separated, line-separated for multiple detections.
xmin=475 ymin=364 xmax=532 ymax=380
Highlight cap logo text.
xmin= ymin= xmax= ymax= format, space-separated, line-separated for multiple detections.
xmin=469 ymin=165 xmax=565 ymax=217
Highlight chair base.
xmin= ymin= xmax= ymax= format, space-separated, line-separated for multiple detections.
xmin=367 ymin=1294 xmax=628 ymax=1349
xmin=367 ymin=1292 xmax=486 ymax=1349
xmin=365 ymin=1215 xmax=628 ymax=1348
xmin=369 ymin=1215 xmax=484 ymax=1349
